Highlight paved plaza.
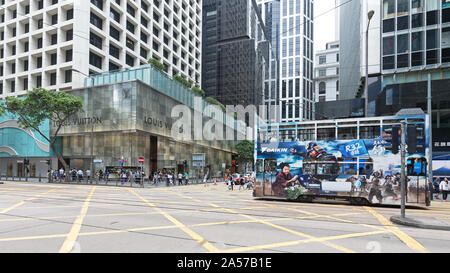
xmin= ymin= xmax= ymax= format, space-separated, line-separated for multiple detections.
xmin=0 ymin=181 xmax=449 ymax=253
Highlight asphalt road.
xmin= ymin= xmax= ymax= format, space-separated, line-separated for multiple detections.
xmin=0 ymin=181 xmax=449 ymax=253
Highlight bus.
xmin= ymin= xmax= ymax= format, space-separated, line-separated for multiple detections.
xmin=253 ymin=113 xmax=431 ymax=207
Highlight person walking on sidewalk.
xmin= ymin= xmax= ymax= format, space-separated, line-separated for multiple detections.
xmin=440 ymin=178 xmax=450 ymax=202
xmin=434 ymin=177 xmax=442 ymax=199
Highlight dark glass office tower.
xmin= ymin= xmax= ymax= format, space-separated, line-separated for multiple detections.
xmin=202 ymin=0 xmax=274 ymax=108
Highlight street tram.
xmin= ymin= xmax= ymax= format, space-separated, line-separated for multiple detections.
xmin=253 ymin=113 xmax=431 ymax=207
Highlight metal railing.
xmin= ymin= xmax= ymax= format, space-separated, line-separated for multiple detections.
xmin=0 ymin=173 xmax=225 ymax=188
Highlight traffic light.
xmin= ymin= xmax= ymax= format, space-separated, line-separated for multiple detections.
xmin=24 ymin=159 xmax=29 ymax=165
xmin=407 ymin=125 xmax=424 ymax=154
xmin=46 ymin=159 xmax=51 ymax=165
xmin=384 ymin=126 xmax=400 ymax=154
xmin=183 ymin=160 xmax=187 ymax=167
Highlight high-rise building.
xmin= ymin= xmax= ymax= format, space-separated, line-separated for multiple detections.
xmin=256 ymin=0 xmax=280 ymax=119
xmin=279 ymin=0 xmax=314 ymax=122
xmin=202 ymin=0 xmax=273 ymax=109
xmin=314 ymin=41 xmax=339 ymax=102
xmin=0 ymin=0 xmax=202 ymax=98
xmin=337 ymin=0 xmax=381 ymax=102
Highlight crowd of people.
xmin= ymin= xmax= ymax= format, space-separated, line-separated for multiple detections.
xmin=431 ymin=177 xmax=450 ymax=202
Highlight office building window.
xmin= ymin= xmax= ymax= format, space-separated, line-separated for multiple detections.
xmin=91 ymin=0 xmax=103 ymax=10
xmin=50 ymin=73 xmax=56 ymax=86
xmin=37 ymin=37 xmax=42 ymax=49
xmin=127 ymin=4 xmax=135 ymax=17
xmin=90 ymin=12 xmax=103 ymax=30
xmin=109 ymin=62 xmax=120 ymax=71
xmin=126 ymin=54 xmax=134 ymax=66
xmin=67 ymin=9 xmax=73 ymax=20
xmin=110 ymin=26 xmax=120 ymax=41
xmin=383 ymin=0 xmax=395 ymax=18
xmin=37 ymin=56 xmax=42 ymax=68
xmin=66 ymin=49 xmax=72 ymax=62
xmin=90 ymin=32 xmax=102 ymax=49
xmin=383 ymin=36 xmax=395 ymax=55
xmin=65 ymin=70 xmax=72 ymax=83
xmin=319 ymin=55 xmax=326 ymax=64
xmin=51 ymin=34 xmax=57 ymax=45
xmin=89 ymin=51 xmax=102 ymax=69
xmin=66 ymin=29 xmax=73 ymax=41
xmin=36 ymin=75 xmax=42 ymax=87
xmin=50 ymin=53 xmax=57 ymax=65
xmin=110 ymin=8 xmax=120 ymax=23
xmin=109 ymin=44 xmax=120 ymax=59
xmin=51 ymin=14 xmax=58 ymax=25
xmin=23 ymin=78 xmax=28 ymax=90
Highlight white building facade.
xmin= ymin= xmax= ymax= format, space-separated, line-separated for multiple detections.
xmin=314 ymin=41 xmax=339 ymax=102
xmin=279 ymin=0 xmax=314 ymax=122
xmin=0 ymin=0 xmax=202 ymax=98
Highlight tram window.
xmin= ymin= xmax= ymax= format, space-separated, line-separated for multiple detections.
xmin=342 ymin=163 xmax=357 ymax=175
xmin=359 ymin=126 xmax=380 ymax=139
xmin=317 ymin=128 xmax=335 ymax=140
xmin=303 ymin=163 xmax=316 ymax=175
xmin=256 ymin=159 xmax=264 ymax=174
xmin=338 ymin=127 xmax=357 ymax=140
xmin=298 ymin=128 xmax=314 ymax=141
xmin=264 ymin=159 xmax=278 ymax=173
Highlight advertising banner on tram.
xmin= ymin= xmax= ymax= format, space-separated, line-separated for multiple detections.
xmin=255 ymin=137 xmax=428 ymax=205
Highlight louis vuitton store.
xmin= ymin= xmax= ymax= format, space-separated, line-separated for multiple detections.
xmin=56 ymin=66 xmax=239 ymax=178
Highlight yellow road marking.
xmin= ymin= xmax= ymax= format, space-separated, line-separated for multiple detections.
xmin=222 ymin=230 xmax=389 ymax=253
xmin=0 ymin=188 xmax=58 ymax=214
xmin=364 ymin=206 xmax=429 ymax=253
xmin=127 ymin=188 xmax=219 ymax=253
xmin=59 ymin=186 xmax=97 ymax=253
xmin=164 ymin=189 xmax=356 ymax=253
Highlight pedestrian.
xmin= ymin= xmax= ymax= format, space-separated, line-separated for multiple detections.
xmin=434 ymin=177 xmax=441 ymax=199
xmin=184 ymin=172 xmax=188 ymax=185
xmin=203 ymin=173 xmax=208 ymax=187
xmin=228 ymin=176 xmax=233 ymax=191
xmin=59 ymin=168 xmax=65 ymax=181
xmin=77 ymin=169 xmax=83 ymax=182
xmin=105 ymin=169 xmax=110 ymax=182
xmin=121 ymin=172 xmax=127 ymax=185
xmin=86 ymin=169 xmax=91 ymax=183
xmin=239 ymin=177 xmax=245 ymax=191
xmin=439 ymin=178 xmax=450 ymax=202
xmin=178 ymin=172 xmax=183 ymax=186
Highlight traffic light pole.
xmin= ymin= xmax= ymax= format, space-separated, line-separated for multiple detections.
xmin=400 ymin=120 xmax=406 ymax=219
xmin=427 ymin=73 xmax=433 ymax=189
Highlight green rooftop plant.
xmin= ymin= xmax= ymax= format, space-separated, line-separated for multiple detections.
xmin=173 ymin=75 xmax=193 ymax=89
xmin=191 ymin=86 xmax=205 ymax=97
xmin=148 ymin=58 xmax=166 ymax=72
xmin=205 ymin=96 xmax=226 ymax=112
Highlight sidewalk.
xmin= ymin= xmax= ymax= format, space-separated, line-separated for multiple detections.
xmin=391 ymin=215 xmax=450 ymax=231
xmin=390 ymin=199 xmax=450 ymax=231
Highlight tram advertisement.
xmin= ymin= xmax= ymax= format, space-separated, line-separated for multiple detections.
xmin=255 ymin=138 xmax=429 ymax=205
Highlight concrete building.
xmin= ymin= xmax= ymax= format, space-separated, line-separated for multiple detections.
xmin=314 ymin=41 xmax=339 ymax=102
xmin=0 ymin=0 xmax=202 ymax=97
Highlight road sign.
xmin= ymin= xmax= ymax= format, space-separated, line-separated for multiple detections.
xmin=138 ymin=157 xmax=144 ymax=164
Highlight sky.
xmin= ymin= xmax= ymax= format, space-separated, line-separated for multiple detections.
xmin=314 ymin=0 xmax=338 ymax=55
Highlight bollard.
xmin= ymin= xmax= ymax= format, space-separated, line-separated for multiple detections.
xmin=39 ymin=174 xmax=41 ymax=182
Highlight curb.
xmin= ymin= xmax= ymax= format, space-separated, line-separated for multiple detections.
xmin=390 ymin=216 xmax=450 ymax=231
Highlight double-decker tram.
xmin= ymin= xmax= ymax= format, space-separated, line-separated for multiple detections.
xmin=253 ymin=113 xmax=431 ymax=207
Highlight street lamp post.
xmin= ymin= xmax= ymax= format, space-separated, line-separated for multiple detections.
xmin=365 ymin=10 xmax=375 ymax=117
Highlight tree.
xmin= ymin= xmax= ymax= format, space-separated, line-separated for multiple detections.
xmin=234 ymin=140 xmax=255 ymax=173
xmin=1 ymin=88 xmax=83 ymax=173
